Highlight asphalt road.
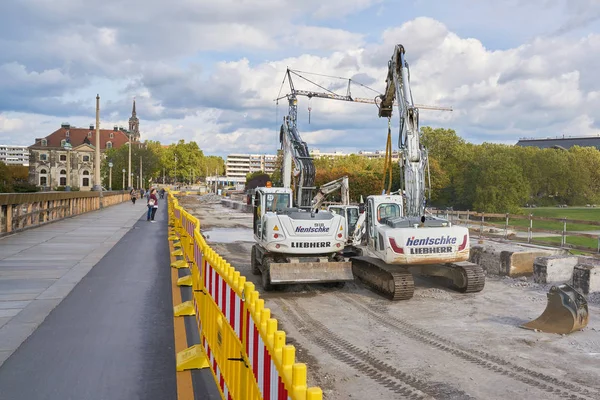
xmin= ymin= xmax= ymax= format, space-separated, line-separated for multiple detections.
xmin=0 ymin=206 xmax=177 ymax=400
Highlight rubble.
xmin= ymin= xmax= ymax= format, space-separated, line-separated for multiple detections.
xmin=197 ymin=193 xmax=223 ymax=203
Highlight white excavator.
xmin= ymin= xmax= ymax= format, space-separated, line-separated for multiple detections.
xmin=250 ymin=91 xmax=355 ymax=290
xmin=343 ymin=44 xmax=486 ymax=300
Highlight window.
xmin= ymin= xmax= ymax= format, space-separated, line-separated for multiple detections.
xmin=60 ymin=169 xmax=66 ymax=174
xmin=83 ymin=178 xmax=89 ymax=187
xmin=60 ymin=154 xmax=67 ymax=161
xmin=40 ymin=176 xmax=47 ymax=186
xmin=106 ymin=141 xmax=112 ymax=149
xmin=109 ymin=133 xmax=114 ymax=139
xmin=60 ymin=177 xmax=66 ymax=186
xmin=83 ymin=155 xmax=90 ymax=162
xmin=40 ymin=154 xmax=47 ymax=161
xmin=66 ymin=131 xmax=70 ymax=137
xmin=83 ymin=171 xmax=89 ymax=175
xmin=40 ymin=169 xmax=47 ymax=174
xmin=88 ymin=131 xmax=92 ymax=137
xmin=377 ymin=204 xmax=401 ymax=223
xmin=264 ymin=193 xmax=290 ymax=212
xmin=61 ymin=139 xmax=66 ymax=146
xmin=41 ymin=139 xmax=47 ymax=146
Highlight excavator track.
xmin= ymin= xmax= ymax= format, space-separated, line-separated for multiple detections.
xmin=351 ymin=256 xmax=414 ymax=301
xmin=449 ymin=262 xmax=486 ymax=293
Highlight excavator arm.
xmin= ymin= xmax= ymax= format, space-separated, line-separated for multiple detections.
xmin=279 ymin=76 xmax=317 ymax=209
xmin=377 ymin=44 xmax=427 ymax=218
xmin=311 ymin=176 xmax=349 ymax=211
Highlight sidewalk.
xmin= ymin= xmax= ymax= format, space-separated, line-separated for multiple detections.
xmin=0 ymin=200 xmax=178 ymax=399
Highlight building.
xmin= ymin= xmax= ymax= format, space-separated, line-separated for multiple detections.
xmin=225 ymin=148 xmax=403 ymax=180
xmin=225 ymin=154 xmax=277 ymax=179
xmin=28 ymin=100 xmax=141 ymax=191
xmin=515 ymin=136 xmax=600 ymax=150
xmin=0 ymin=145 xmax=29 ymax=166
xmin=310 ymin=149 xmax=401 ymax=162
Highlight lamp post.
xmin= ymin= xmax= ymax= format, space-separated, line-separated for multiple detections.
xmin=174 ymin=155 xmax=177 ymax=185
xmin=122 ymin=169 xmax=126 ymax=190
xmin=108 ymin=161 xmax=113 ymax=191
xmin=127 ymin=132 xmax=132 ymax=190
xmin=62 ymin=141 xmax=72 ymax=191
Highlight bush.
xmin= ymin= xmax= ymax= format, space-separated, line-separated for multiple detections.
xmin=12 ymin=182 xmax=39 ymax=193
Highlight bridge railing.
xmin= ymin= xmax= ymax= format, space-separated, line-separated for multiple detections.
xmin=0 ymin=191 xmax=130 ymax=236
xmin=167 ymin=190 xmax=323 ymax=400
xmin=431 ymin=209 xmax=600 ymax=253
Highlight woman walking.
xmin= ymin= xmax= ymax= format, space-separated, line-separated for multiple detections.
xmin=147 ymin=188 xmax=159 ymax=222
xmin=130 ymin=188 xmax=137 ymax=205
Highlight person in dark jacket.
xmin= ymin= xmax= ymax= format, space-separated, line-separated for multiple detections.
xmin=147 ymin=188 xmax=158 ymax=222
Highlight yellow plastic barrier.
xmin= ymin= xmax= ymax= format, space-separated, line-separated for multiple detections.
xmin=167 ymin=190 xmax=323 ymax=400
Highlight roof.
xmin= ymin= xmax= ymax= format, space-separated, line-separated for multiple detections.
xmin=516 ymin=136 xmax=600 ymax=150
xmin=29 ymin=126 xmax=132 ymax=150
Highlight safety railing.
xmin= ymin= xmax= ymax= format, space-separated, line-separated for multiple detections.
xmin=0 ymin=191 xmax=130 ymax=236
xmin=167 ymin=190 xmax=323 ymax=400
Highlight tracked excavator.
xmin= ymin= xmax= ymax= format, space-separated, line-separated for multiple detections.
xmin=342 ymin=44 xmax=486 ymax=300
xmin=250 ymin=88 xmax=354 ymax=290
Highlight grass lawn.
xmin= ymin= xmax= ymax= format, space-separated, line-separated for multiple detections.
xmin=482 ymin=207 xmax=600 ymax=232
xmin=535 ymin=235 xmax=599 ymax=250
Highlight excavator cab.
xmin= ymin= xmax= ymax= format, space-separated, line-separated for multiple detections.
xmin=328 ymin=205 xmax=360 ymax=241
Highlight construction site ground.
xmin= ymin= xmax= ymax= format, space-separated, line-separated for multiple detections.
xmin=178 ymin=195 xmax=600 ymax=400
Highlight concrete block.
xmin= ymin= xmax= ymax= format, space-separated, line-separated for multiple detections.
xmin=533 ymin=255 xmax=579 ymax=284
xmin=572 ymin=260 xmax=600 ymax=295
xmin=469 ymin=240 xmax=565 ymax=277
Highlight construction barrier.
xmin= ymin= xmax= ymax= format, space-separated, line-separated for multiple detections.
xmin=167 ymin=191 xmax=323 ymax=400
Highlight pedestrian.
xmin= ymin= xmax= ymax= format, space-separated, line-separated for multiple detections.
xmin=130 ymin=188 xmax=137 ymax=205
xmin=147 ymin=188 xmax=158 ymax=222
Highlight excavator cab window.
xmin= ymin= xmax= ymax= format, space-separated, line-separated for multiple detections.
xmin=265 ymin=193 xmax=290 ymax=212
xmin=347 ymin=207 xmax=359 ymax=233
xmin=377 ymin=204 xmax=401 ymax=224
xmin=329 ymin=207 xmax=342 ymax=216
xmin=253 ymin=192 xmax=262 ymax=236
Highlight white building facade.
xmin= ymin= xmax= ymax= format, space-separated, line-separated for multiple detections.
xmin=226 ymin=154 xmax=277 ymax=179
xmin=0 ymin=145 xmax=30 ymax=166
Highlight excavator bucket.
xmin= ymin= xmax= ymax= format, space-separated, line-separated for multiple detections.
xmin=521 ymin=284 xmax=589 ymax=334
xmin=269 ymin=260 xmax=354 ymax=284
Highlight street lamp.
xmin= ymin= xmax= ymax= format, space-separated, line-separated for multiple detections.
xmin=122 ymin=168 xmax=126 ymax=190
xmin=62 ymin=141 xmax=73 ymax=191
xmin=127 ymin=132 xmax=132 ymax=190
xmin=174 ymin=155 xmax=177 ymax=185
xmin=108 ymin=161 xmax=113 ymax=191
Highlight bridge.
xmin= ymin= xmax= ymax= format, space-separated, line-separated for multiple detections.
xmin=2 ymin=191 xmax=599 ymax=400
xmin=0 ymin=192 xmax=220 ymax=399
xmin=0 ymin=190 xmax=323 ymax=400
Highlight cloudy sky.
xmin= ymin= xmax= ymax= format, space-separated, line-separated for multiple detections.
xmin=1 ymin=0 xmax=599 ymax=158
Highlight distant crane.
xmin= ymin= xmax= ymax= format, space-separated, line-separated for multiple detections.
xmin=274 ymin=68 xmax=452 ymax=125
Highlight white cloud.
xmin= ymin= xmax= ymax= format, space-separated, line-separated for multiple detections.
xmin=2 ymin=1 xmax=600 ymax=156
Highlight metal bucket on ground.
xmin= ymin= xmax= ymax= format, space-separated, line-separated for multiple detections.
xmin=521 ymin=284 xmax=589 ymax=334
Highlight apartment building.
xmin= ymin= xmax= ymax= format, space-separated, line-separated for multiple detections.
xmin=310 ymin=149 xmax=400 ymax=161
xmin=0 ymin=145 xmax=30 ymax=166
xmin=226 ymin=154 xmax=277 ymax=179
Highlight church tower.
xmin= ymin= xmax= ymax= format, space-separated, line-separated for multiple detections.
xmin=128 ymin=98 xmax=140 ymax=142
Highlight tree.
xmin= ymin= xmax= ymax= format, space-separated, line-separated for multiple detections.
xmin=0 ymin=162 xmax=37 ymax=193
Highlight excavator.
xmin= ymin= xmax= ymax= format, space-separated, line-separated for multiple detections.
xmin=330 ymin=44 xmax=487 ymax=300
xmin=249 ymin=91 xmax=355 ymax=290
xmin=348 ymin=44 xmax=587 ymax=334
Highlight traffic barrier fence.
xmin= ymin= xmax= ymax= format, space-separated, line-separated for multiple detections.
xmin=167 ymin=191 xmax=323 ymax=400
